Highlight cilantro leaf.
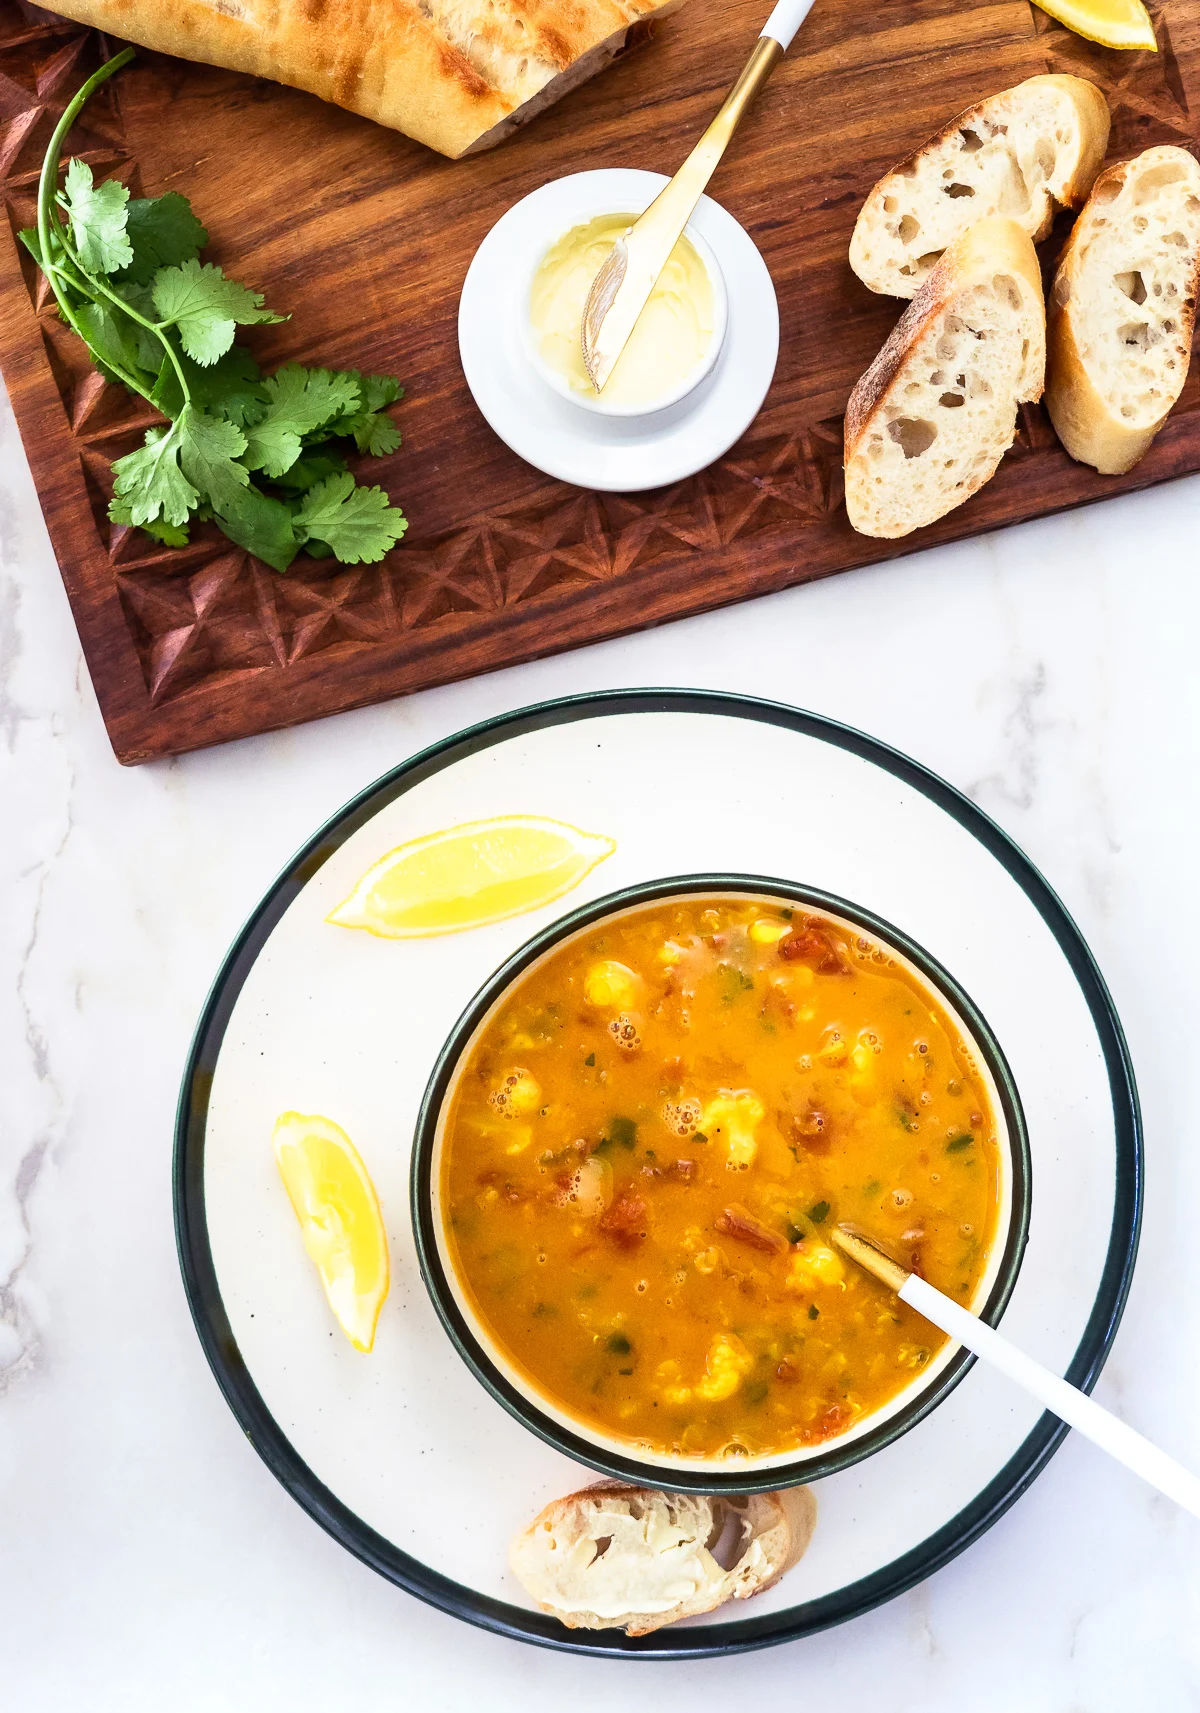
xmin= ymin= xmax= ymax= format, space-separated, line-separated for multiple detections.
xmin=177 ymin=404 xmax=250 ymax=511
xmin=140 ymin=515 xmax=191 ymax=548
xmin=242 ymin=420 xmax=301 ymax=480
xmin=242 ymin=364 xmax=361 ymax=477
xmin=361 ymin=373 xmax=403 ymax=412
xmin=270 ymin=449 xmax=348 ymax=494
xmin=151 ymin=342 xmax=264 ymax=425
xmin=292 ymin=472 xmax=407 ymax=564
xmin=318 ymin=368 xmax=403 ymax=455
xmin=266 ymin=363 xmax=361 ymax=430
xmin=151 ymin=259 xmax=284 ymax=366
xmin=348 ymin=409 xmax=401 ymax=458
xmin=108 ymin=497 xmax=191 ymax=547
xmin=59 ymin=158 xmax=132 ymax=274
xmin=118 ymin=193 xmax=208 ymax=286
xmin=210 ymin=483 xmax=300 ymax=573
xmin=334 ymin=371 xmax=403 ymax=415
xmin=18 ymin=225 xmax=47 ymax=268
xmin=75 ymin=300 xmax=154 ymax=386
xmin=110 ymin=423 xmax=199 ymax=527
xmin=96 ymin=280 xmax=170 ymax=373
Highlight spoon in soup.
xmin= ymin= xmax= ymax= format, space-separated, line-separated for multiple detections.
xmin=831 ymin=1224 xmax=1200 ymax=1520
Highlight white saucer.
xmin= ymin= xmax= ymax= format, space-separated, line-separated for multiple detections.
xmin=458 ymin=170 xmax=780 ymax=492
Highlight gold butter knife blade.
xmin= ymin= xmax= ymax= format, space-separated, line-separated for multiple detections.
xmin=582 ymin=0 xmax=816 ymax=394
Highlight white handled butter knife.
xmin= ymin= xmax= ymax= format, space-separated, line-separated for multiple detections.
xmin=832 ymin=1225 xmax=1200 ymax=1521
xmin=581 ymin=0 xmax=817 ymax=393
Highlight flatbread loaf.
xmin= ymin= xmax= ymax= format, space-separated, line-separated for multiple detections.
xmin=1046 ymin=145 xmax=1200 ymax=475
xmin=844 ymin=217 xmax=1046 ymax=538
xmin=509 ymin=1480 xmax=817 ymax=1636
xmin=850 ymin=75 xmax=1110 ymax=299
xmin=46 ymin=0 xmax=685 ymax=159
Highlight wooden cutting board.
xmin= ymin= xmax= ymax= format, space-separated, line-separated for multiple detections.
xmin=1 ymin=0 xmax=1197 ymax=763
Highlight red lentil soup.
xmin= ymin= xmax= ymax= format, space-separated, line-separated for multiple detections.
xmin=439 ymin=895 xmax=1004 ymax=1462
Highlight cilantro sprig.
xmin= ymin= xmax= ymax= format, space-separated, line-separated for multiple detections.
xmin=24 ymin=51 xmax=407 ymax=572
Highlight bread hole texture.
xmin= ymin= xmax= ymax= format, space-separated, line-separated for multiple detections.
xmin=1067 ymin=146 xmax=1200 ymax=429
xmin=847 ymin=280 xmax=1034 ymax=537
xmin=849 ymin=77 xmax=1100 ymax=297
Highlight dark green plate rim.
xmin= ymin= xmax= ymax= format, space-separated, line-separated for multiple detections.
xmin=173 ymin=688 xmax=1142 ymax=1659
xmin=411 ymin=873 xmax=1031 ymax=1493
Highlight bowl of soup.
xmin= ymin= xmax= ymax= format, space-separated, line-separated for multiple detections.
xmin=411 ymin=877 xmax=1030 ymax=1492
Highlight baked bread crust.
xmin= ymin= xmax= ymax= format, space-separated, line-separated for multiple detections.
xmin=1046 ymin=145 xmax=1200 ymax=476
xmin=45 ymin=0 xmax=684 ymax=159
xmin=508 ymin=1480 xmax=817 ymax=1636
xmin=844 ymin=217 xmax=1046 ymax=538
xmin=850 ymin=74 xmax=1110 ymax=298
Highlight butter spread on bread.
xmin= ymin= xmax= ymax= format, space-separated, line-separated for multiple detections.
xmin=1047 ymin=146 xmax=1200 ymax=476
xmin=850 ymin=75 xmax=1109 ymax=299
xmin=45 ymin=0 xmax=685 ymax=159
xmin=844 ymin=218 xmax=1046 ymax=539
xmin=509 ymin=1481 xmax=816 ymax=1635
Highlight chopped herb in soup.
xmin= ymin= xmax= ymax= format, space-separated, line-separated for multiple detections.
xmin=441 ymin=897 xmax=1001 ymax=1461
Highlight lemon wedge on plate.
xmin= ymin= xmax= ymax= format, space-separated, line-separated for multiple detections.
xmin=327 ymin=814 xmax=616 ymax=938
xmin=273 ymin=1112 xmax=389 ymax=1353
xmin=1032 ymin=0 xmax=1156 ymax=49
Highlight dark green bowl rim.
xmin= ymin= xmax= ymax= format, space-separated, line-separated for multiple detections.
xmin=173 ymin=688 xmax=1141 ymax=1659
xmin=411 ymin=874 xmax=1032 ymax=1493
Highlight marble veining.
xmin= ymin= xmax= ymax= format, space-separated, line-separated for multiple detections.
xmin=2 ymin=364 xmax=1199 ymax=1706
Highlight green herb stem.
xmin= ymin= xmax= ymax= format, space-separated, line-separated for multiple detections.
xmin=36 ymin=50 xmax=147 ymax=397
xmin=36 ymin=50 xmax=194 ymax=415
xmin=66 ymin=248 xmax=194 ymax=410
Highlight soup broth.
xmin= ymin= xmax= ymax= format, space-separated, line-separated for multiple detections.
xmin=440 ymin=896 xmax=1002 ymax=1461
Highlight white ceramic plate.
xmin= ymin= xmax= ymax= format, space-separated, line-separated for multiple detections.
xmin=457 ymin=171 xmax=779 ymax=491
xmin=176 ymin=691 xmax=1140 ymax=1658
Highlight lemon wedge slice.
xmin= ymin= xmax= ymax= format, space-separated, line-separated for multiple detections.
xmin=273 ymin=1112 xmax=389 ymax=1353
xmin=327 ymin=815 xmax=617 ymax=938
xmin=1031 ymin=0 xmax=1156 ymax=49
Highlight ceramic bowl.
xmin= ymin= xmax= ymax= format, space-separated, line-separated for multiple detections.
xmin=519 ymin=201 xmax=730 ymax=420
xmin=411 ymin=873 xmax=1031 ymax=1496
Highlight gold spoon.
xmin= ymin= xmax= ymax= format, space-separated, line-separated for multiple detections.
xmin=831 ymin=1225 xmax=1200 ymax=1520
xmin=581 ymin=0 xmax=817 ymax=394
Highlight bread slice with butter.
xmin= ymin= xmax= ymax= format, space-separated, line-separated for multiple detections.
xmin=509 ymin=1481 xmax=816 ymax=1635
xmin=850 ymin=75 xmax=1110 ymax=299
xmin=44 ymin=0 xmax=685 ymax=160
xmin=844 ymin=218 xmax=1046 ymax=539
xmin=1046 ymin=146 xmax=1200 ymax=475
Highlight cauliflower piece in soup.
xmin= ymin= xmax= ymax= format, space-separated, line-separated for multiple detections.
xmin=699 ymin=1090 xmax=766 ymax=1170
xmin=786 ymin=1243 xmax=846 ymax=1292
xmin=658 ymin=1334 xmax=754 ymax=1406
xmin=584 ymin=960 xmax=639 ymax=1011
xmin=489 ymin=1067 xmax=542 ymax=1118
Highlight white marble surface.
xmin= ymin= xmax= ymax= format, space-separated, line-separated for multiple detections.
xmin=2 ymin=367 xmax=1198 ymax=1706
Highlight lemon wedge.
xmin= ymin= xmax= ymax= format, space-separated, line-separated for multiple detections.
xmin=327 ymin=815 xmax=616 ymax=938
xmin=1031 ymin=0 xmax=1156 ymax=49
xmin=273 ymin=1112 xmax=389 ymax=1353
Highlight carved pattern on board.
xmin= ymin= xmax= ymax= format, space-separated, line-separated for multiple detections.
xmin=2 ymin=4 xmax=1199 ymax=735
xmin=0 ymin=10 xmax=854 ymax=703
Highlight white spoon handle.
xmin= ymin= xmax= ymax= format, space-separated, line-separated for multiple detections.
xmin=760 ymin=0 xmax=816 ymax=49
xmin=901 ymin=1273 xmax=1200 ymax=1520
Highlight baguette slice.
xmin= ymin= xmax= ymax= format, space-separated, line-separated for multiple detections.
xmin=850 ymin=75 xmax=1110 ymax=298
xmin=509 ymin=1481 xmax=817 ymax=1636
xmin=1046 ymin=146 xmax=1200 ymax=475
xmin=43 ymin=0 xmax=684 ymax=160
xmin=844 ymin=218 xmax=1046 ymax=539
